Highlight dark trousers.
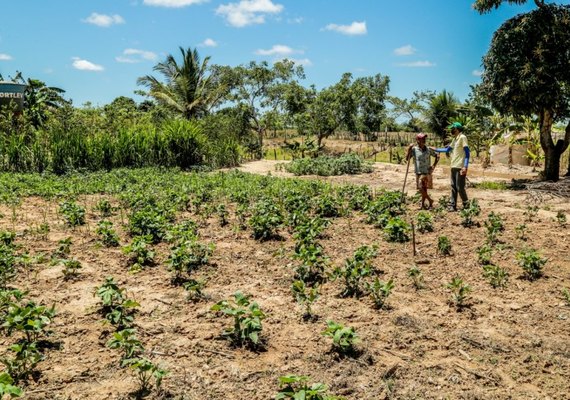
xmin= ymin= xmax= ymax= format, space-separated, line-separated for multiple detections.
xmin=450 ymin=168 xmax=468 ymax=208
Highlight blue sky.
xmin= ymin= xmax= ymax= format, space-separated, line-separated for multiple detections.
xmin=0 ymin=0 xmax=551 ymax=107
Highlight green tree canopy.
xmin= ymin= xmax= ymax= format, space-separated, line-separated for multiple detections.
xmin=478 ymin=2 xmax=570 ymax=180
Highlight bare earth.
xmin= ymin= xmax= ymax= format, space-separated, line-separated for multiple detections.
xmin=2 ymin=161 xmax=569 ymax=400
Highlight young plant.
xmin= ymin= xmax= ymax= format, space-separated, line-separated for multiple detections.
xmin=95 ymin=277 xmax=140 ymax=329
xmin=482 ymin=264 xmax=509 ymax=288
xmin=446 ymin=277 xmax=471 ymax=309
xmin=166 ymin=240 xmax=214 ymax=283
xmin=107 ymin=328 xmax=144 ymax=361
xmin=437 ymin=236 xmax=452 ymax=256
xmin=383 ymin=216 xmax=411 ymax=242
xmin=0 ymin=244 xmax=17 ymax=289
xmin=94 ymin=198 xmax=114 ymax=217
xmin=293 ymin=242 xmax=329 ymax=284
xmin=291 ymin=280 xmax=320 ymax=320
xmin=459 ymin=199 xmax=480 ymax=227
xmin=334 ymin=245 xmax=377 ymax=297
xmin=562 ymin=288 xmax=570 ymax=306
xmin=524 ymin=205 xmax=539 ymax=222
xmin=416 ymin=211 xmax=434 ymax=233
xmin=276 ymin=375 xmax=341 ymax=400
xmin=1 ymin=342 xmax=43 ymax=383
xmin=515 ymin=223 xmax=527 ymax=241
xmin=125 ymin=358 xmax=167 ymax=397
xmin=477 ymin=243 xmax=493 ymax=265
xmin=516 ymin=248 xmax=547 ymax=280
xmin=211 ymin=292 xmax=266 ymax=348
xmin=0 ymin=372 xmax=23 ymax=398
xmin=366 ymin=278 xmax=394 ymax=309
xmin=249 ymin=198 xmax=283 ymax=240
xmin=555 ymin=210 xmax=567 ymax=226
xmin=122 ymin=235 xmax=155 ymax=272
xmin=96 ymin=220 xmax=120 ymax=247
xmin=407 ymin=265 xmax=424 ymax=290
xmin=216 ymin=204 xmax=229 ymax=227
xmin=59 ymin=200 xmax=86 ymax=227
xmin=322 ymin=320 xmax=359 ymax=355
xmin=2 ymin=301 xmax=56 ymax=342
xmin=183 ymin=279 xmax=207 ymax=302
xmin=61 ymin=258 xmax=82 ymax=280
xmin=51 ymin=237 xmax=72 ymax=260
xmin=485 ymin=212 xmax=504 ymax=244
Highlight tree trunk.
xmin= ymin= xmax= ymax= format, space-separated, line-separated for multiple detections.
xmin=538 ymin=109 xmax=570 ymax=182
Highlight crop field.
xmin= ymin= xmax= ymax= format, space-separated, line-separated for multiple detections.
xmin=0 ymin=164 xmax=569 ymax=400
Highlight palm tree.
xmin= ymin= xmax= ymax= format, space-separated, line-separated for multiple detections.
xmin=21 ymin=77 xmax=68 ymax=128
xmin=137 ymin=47 xmax=223 ymax=120
xmin=424 ymin=90 xmax=459 ymax=140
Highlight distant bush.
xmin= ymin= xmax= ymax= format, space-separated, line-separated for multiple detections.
xmin=283 ymin=153 xmax=373 ymax=176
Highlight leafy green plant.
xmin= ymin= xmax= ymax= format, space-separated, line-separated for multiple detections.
xmin=0 ymin=231 xmax=16 ymax=247
xmin=183 ymin=279 xmax=207 ymax=302
xmin=485 ymin=212 xmax=504 ymax=244
xmin=107 ymin=328 xmax=144 ymax=361
xmin=284 ymin=153 xmax=373 ymax=176
xmin=291 ymin=280 xmax=320 ymax=320
xmin=124 ymin=357 xmax=167 ymax=396
xmin=446 ymin=277 xmax=471 ymax=309
xmin=437 ymin=236 xmax=452 ymax=256
xmin=459 ymin=199 xmax=480 ymax=227
xmin=383 ymin=216 xmax=410 ymax=242
xmin=293 ymin=242 xmax=329 ymax=284
xmin=1 ymin=341 xmax=43 ymax=383
xmin=322 ymin=320 xmax=359 ymax=355
xmin=96 ymin=220 xmax=120 ymax=247
xmin=276 ymin=375 xmax=342 ymax=400
xmin=2 ymin=301 xmax=56 ymax=342
xmin=516 ymin=248 xmax=547 ymax=280
xmin=128 ymin=207 xmax=169 ymax=244
xmin=334 ymin=245 xmax=377 ymax=297
xmin=61 ymin=258 xmax=82 ymax=280
xmin=416 ymin=211 xmax=434 ymax=233
xmin=59 ymin=200 xmax=86 ymax=227
xmin=216 ymin=203 xmax=229 ymax=227
xmin=94 ymin=198 xmax=114 ymax=217
xmin=524 ymin=205 xmax=539 ymax=222
xmin=0 ymin=371 xmax=23 ymax=398
xmin=477 ymin=243 xmax=493 ymax=265
xmin=166 ymin=219 xmax=198 ymax=243
xmin=366 ymin=278 xmax=394 ymax=309
xmin=0 ymin=244 xmax=16 ymax=289
xmin=52 ymin=237 xmax=72 ymax=260
xmin=167 ymin=240 xmax=214 ymax=283
xmin=314 ymin=194 xmax=341 ymax=218
xmin=95 ymin=277 xmax=139 ymax=329
xmin=211 ymin=292 xmax=266 ymax=348
xmin=407 ymin=265 xmax=424 ymax=290
xmin=249 ymin=198 xmax=283 ymax=240
xmin=122 ymin=235 xmax=155 ymax=272
xmin=482 ymin=264 xmax=508 ymax=288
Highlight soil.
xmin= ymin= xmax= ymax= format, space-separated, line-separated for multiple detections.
xmin=2 ymin=160 xmax=569 ymax=400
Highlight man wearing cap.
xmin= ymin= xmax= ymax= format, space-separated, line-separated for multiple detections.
xmin=433 ymin=122 xmax=470 ymax=211
xmin=406 ymin=133 xmax=439 ymax=209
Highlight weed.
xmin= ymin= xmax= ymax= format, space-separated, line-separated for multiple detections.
xmin=516 ymin=248 xmax=547 ymax=280
xmin=446 ymin=277 xmax=471 ymax=309
xmin=124 ymin=357 xmax=167 ymax=396
xmin=437 ymin=236 xmax=452 ymax=256
xmin=211 ymin=292 xmax=266 ymax=348
xmin=322 ymin=320 xmax=359 ymax=355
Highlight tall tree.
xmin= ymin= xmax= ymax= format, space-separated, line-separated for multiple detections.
xmin=476 ymin=2 xmax=570 ymax=181
xmin=353 ymin=74 xmax=390 ymax=139
xmin=137 ymin=47 xmax=226 ymax=120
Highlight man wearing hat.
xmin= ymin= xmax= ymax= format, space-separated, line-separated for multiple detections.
xmin=433 ymin=122 xmax=470 ymax=211
xmin=406 ymin=133 xmax=439 ymax=209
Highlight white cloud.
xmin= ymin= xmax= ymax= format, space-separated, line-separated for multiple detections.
xmin=216 ymin=0 xmax=284 ymax=27
xmin=255 ymin=44 xmax=298 ymax=56
xmin=72 ymin=57 xmax=104 ymax=71
xmin=323 ymin=21 xmax=366 ymax=36
xmin=200 ymin=38 xmax=218 ymax=47
xmin=116 ymin=48 xmax=157 ymax=63
xmin=143 ymin=0 xmax=208 ymax=7
xmin=288 ymin=57 xmax=312 ymax=67
xmin=0 ymin=53 xmax=12 ymax=61
xmin=396 ymin=60 xmax=436 ymax=67
xmin=394 ymin=45 xmax=416 ymax=56
xmin=83 ymin=13 xmax=125 ymax=27
xmin=472 ymin=69 xmax=483 ymax=77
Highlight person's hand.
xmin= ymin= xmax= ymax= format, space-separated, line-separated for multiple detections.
xmin=460 ymin=167 xmax=468 ymax=176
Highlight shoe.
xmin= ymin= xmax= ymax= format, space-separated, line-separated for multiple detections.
xmin=447 ymin=206 xmax=457 ymax=212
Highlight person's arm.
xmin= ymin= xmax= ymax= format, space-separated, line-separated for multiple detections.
xmin=406 ymin=144 xmax=413 ymax=161
xmin=433 ymin=145 xmax=451 ymax=154
xmin=461 ymin=146 xmax=470 ymax=175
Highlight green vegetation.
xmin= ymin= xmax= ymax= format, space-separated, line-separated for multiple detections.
xmin=446 ymin=277 xmax=471 ymax=309
xmin=276 ymin=375 xmax=343 ymax=400
xmin=322 ymin=320 xmax=359 ymax=355
xmin=516 ymin=248 xmax=547 ymax=280
xmin=283 ymin=153 xmax=373 ymax=176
